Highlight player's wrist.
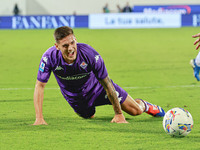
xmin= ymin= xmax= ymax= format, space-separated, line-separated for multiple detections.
xmin=36 ymin=116 xmax=44 ymax=119
xmin=115 ymin=112 xmax=123 ymax=115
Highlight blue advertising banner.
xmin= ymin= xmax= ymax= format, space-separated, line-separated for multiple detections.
xmin=0 ymin=13 xmax=200 ymax=29
xmin=134 ymin=5 xmax=200 ymax=14
xmin=182 ymin=14 xmax=200 ymax=27
xmin=0 ymin=15 xmax=88 ymax=29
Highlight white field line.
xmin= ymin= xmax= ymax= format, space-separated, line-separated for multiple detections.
xmin=0 ymin=88 xmax=59 ymax=90
xmin=124 ymin=84 xmax=200 ymax=89
xmin=0 ymin=85 xmax=200 ymax=91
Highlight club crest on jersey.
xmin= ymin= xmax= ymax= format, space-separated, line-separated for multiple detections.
xmin=80 ymin=61 xmax=87 ymax=69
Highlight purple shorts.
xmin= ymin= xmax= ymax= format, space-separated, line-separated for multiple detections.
xmin=68 ymin=81 xmax=128 ymax=118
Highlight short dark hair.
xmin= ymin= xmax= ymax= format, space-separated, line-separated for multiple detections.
xmin=54 ymin=26 xmax=74 ymax=43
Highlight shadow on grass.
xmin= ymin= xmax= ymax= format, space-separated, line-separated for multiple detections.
xmin=90 ymin=115 xmax=163 ymax=123
xmin=0 ymin=115 xmax=161 ymax=129
xmin=1 ymin=116 xmax=199 ymax=140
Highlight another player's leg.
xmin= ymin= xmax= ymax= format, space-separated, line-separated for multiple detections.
xmin=190 ymin=52 xmax=200 ymax=81
xmin=190 ymin=59 xmax=200 ymax=81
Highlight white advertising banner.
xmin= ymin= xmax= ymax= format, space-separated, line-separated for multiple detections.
xmin=89 ymin=13 xmax=181 ymax=29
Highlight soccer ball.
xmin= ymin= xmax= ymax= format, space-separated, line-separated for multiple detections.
xmin=163 ymin=107 xmax=193 ymax=137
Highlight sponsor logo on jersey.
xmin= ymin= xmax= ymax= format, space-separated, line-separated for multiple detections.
xmin=39 ymin=62 xmax=45 ymax=72
xmin=80 ymin=61 xmax=88 ymax=69
xmin=56 ymin=72 xmax=90 ymax=80
xmin=55 ymin=66 xmax=64 ymax=71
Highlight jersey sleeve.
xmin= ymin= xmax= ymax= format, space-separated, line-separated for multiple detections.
xmin=37 ymin=53 xmax=52 ymax=83
xmin=91 ymin=49 xmax=108 ymax=80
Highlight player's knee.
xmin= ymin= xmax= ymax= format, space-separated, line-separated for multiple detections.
xmin=76 ymin=113 xmax=95 ymax=119
xmin=128 ymin=108 xmax=143 ymax=116
xmin=74 ymin=106 xmax=95 ymax=119
xmin=90 ymin=114 xmax=95 ymax=118
xmin=135 ymin=109 xmax=143 ymax=115
xmin=132 ymin=111 xmax=143 ymax=116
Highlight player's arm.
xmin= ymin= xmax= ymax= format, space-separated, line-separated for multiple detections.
xmin=99 ymin=76 xmax=128 ymax=123
xmin=192 ymin=33 xmax=200 ymax=50
xmin=33 ymin=80 xmax=48 ymax=125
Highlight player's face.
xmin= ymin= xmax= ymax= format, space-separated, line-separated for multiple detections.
xmin=55 ymin=34 xmax=77 ymax=64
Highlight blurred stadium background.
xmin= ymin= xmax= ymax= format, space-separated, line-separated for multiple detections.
xmin=0 ymin=0 xmax=200 ymax=29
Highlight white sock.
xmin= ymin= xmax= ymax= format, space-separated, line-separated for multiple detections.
xmin=141 ymin=100 xmax=149 ymax=112
xmin=195 ymin=52 xmax=200 ymax=67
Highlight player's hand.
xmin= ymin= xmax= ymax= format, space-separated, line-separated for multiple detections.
xmin=111 ymin=113 xmax=128 ymax=123
xmin=33 ymin=118 xmax=48 ymax=125
xmin=192 ymin=33 xmax=200 ymax=50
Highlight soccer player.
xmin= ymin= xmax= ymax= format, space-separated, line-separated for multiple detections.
xmin=190 ymin=33 xmax=200 ymax=81
xmin=33 ymin=26 xmax=165 ymax=125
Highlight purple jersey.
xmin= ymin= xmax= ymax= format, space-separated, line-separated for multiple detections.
xmin=37 ymin=43 xmax=108 ymax=105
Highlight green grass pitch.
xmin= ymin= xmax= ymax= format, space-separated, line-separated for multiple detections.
xmin=0 ymin=27 xmax=200 ymax=150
